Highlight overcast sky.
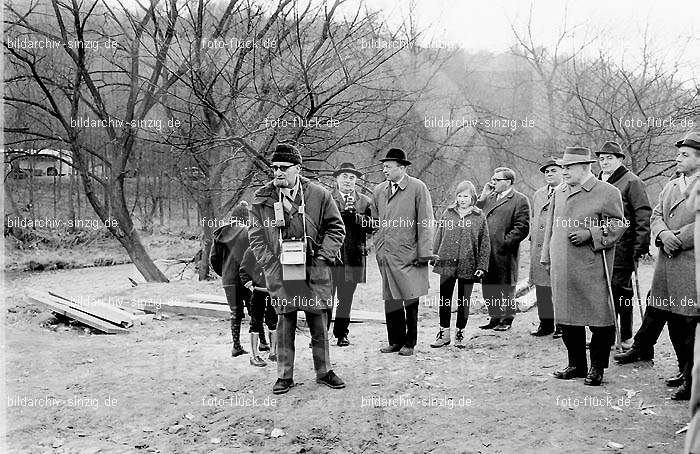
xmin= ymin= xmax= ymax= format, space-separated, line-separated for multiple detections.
xmin=340 ymin=0 xmax=699 ymax=82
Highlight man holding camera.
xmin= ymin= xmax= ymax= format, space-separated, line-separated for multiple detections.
xmin=248 ymin=144 xmax=346 ymax=395
xmin=328 ymin=162 xmax=374 ymax=347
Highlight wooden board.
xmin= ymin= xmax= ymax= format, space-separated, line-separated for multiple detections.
xmin=48 ymin=291 xmax=134 ymax=327
xmin=141 ymin=300 xmax=231 ymax=318
xmin=186 ymin=293 xmax=228 ymax=305
xmin=26 ymin=290 xmax=128 ymax=334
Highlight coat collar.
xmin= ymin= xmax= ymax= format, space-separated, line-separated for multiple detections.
xmin=254 ymin=176 xmax=311 ymax=207
xmin=668 ymin=176 xmax=690 ymax=213
xmin=447 ymin=205 xmax=482 ymax=216
xmin=486 ymin=190 xmax=514 ymax=215
xmin=565 ymin=173 xmax=596 ymax=198
xmin=598 ymin=165 xmax=629 ymax=185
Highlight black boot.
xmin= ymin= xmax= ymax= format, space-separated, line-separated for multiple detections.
xmin=613 ymin=347 xmax=652 ymax=364
xmin=671 ymin=380 xmax=691 ymax=400
xmin=231 ymin=316 xmax=247 ymax=357
xmin=584 ymin=367 xmax=604 ymax=386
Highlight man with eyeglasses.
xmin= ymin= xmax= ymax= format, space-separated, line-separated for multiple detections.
xmin=476 ymin=167 xmax=531 ymax=331
xmin=248 ymin=143 xmax=346 ymax=395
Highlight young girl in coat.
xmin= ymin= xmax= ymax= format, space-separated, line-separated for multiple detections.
xmin=430 ymin=181 xmax=490 ymax=348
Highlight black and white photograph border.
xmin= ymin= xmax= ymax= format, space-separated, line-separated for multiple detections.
xmin=2 ymin=0 xmax=700 ymax=452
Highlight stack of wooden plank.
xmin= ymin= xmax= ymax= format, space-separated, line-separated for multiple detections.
xmin=26 ymin=289 xmax=151 ymax=334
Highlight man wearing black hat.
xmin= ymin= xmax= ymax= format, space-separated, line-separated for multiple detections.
xmin=541 ymin=147 xmax=626 ymax=386
xmin=529 ymin=159 xmax=562 ymax=337
xmin=248 ymin=143 xmax=346 ymax=394
xmin=371 ymin=148 xmax=435 ymax=356
xmin=476 ymin=167 xmax=531 ymax=331
xmin=328 ymin=162 xmax=374 ymax=346
xmin=615 ymin=131 xmax=700 ymax=400
xmin=596 ymin=141 xmax=651 ymax=350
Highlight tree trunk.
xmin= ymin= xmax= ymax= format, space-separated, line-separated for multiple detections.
xmin=197 ymin=199 xmax=215 ymax=281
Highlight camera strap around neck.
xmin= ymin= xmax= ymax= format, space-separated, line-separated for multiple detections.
xmin=278 ymin=180 xmax=307 ymax=248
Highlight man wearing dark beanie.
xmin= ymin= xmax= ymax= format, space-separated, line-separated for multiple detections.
xmin=248 ymin=143 xmax=347 ymax=394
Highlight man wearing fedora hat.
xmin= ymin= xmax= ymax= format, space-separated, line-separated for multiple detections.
xmin=595 ymin=141 xmax=651 ymax=350
xmin=371 ymin=148 xmax=436 ymax=356
xmin=615 ymin=131 xmax=700 ymax=400
xmin=327 ymin=162 xmax=374 ymax=346
xmin=541 ymin=146 xmax=626 ymax=386
xmin=529 ymin=158 xmax=563 ymax=338
xmin=248 ymin=143 xmax=346 ymax=394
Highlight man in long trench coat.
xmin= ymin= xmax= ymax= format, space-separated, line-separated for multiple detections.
xmin=615 ymin=131 xmax=700 ymax=401
xmin=541 ymin=147 xmax=627 ymax=386
xmin=371 ymin=148 xmax=435 ymax=356
xmin=248 ymin=144 xmax=346 ymax=394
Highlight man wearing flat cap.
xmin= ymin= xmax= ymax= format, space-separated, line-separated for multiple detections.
xmin=529 ymin=158 xmax=563 ymax=338
xmin=596 ymin=141 xmax=651 ymax=350
xmin=371 ymin=148 xmax=435 ymax=356
xmin=541 ymin=147 xmax=626 ymax=386
xmin=248 ymin=143 xmax=346 ymax=394
xmin=327 ymin=162 xmax=374 ymax=346
xmin=615 ymin=131 xmax=700 ymax=400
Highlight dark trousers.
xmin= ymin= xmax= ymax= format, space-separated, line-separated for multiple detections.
xmin=482 ymin=284 xmax=516 ymax=324
xmin=249 ymin=289 xmax=278 ymax=334
xmin=438 ymin=275 xmax=474 ymax=329
xmin=561 ymin=324 xmax=616 ymax=370
xmin=384 ymin=298 xmax=419 ymax=348
xmin=632 ymin=306 xmax=698 ymax=381
xmin=611 ymin=267 xmax=634 ymax=341
xmin=330 ymin=267 xmax=358 ymax=338
xmin=277 ymin=310 xmax=330 ymax=379
xmin=535 ymin=285 xmax=554 ymax=330
xmin=224 ymin=283 xmax=251 ymax=347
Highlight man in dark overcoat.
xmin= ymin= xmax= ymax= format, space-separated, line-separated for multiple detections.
xmin=541 ymin=147 xmax=627 ymax=386
xmin=596 ymin=140 xmax=651 ymax=349
xmin=529 ymin=159 xmax=562 ymax=337
xmin=248 ymin=144 xmax=346 ymax=395
xmin=371 ymin=148 xmax=435 ymax=356
xmin=615 ymin=131 xmax=700 ymax=400
xmin=476 ymin=167 xmax=531 ymax=331
xmin=328 ymin=162 xmax=374 ymax=346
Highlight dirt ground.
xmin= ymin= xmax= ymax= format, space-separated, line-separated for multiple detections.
xmin=3 ymin=254 xmax=693 ymax=453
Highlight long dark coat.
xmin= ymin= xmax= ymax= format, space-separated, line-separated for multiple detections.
xmin=432 ymin=206 xmax=490 ymax=279
xmin=371 ymin=175 xmax=435 ymax=300
xmin=648 ymin=176 xmax=698 ymax=316
xmin=541 ymin=176 xmax=626 ymax=326
xmin=476 ymin=190 xmax=530 ymax=285
xmin=598 ymin=165 xmax=651 ymax=269
xmin=210 ymin=222 xmax=249 ymax=287
xmin=248 ymin=177 xmax=345 ymax=314
xmin=529 ymin=185 xmax=556 ymax=286
xmin=331 ymin=189 xmax=374 ymax=283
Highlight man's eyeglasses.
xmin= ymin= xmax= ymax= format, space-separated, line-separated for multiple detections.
xmin=270 ymin=164 xmax=295 ymax=172
xmin=491 ymin=178 xmax=510 ymax=181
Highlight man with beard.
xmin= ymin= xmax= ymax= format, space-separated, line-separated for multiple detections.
xmin=248 ymin=143 xmax=346 ymax=394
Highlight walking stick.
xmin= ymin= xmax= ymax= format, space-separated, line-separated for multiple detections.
xmin=632 ymin=260 xmax=644 ymax=319
xmin=602 ymin=249 xmax=622 ymax=351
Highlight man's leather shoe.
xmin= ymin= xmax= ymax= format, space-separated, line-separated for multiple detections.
xmin=272 ymin=378 xmax=295 ymax=394
xmin=337 ymin=336 xmax=350 ymax=347
xmin=380 ymin=344 xmax=402 ymax=353
xmin=531 ymin=325 xmax=554 ymax=336
xmin=258 ymin=341 xmax=270 ymax=352
xmin=494 ymin=323 xmax=512 ymax=331
xmin=552 ymin=327 xmax=563 ymax=339
xmin=479 ymin=319 xmax=500 ymax=330
xmin=231 ymin=346 xmax=247 ymax=357
xmin=584 ymin=367 xmax=604 ymax=386
xmin=316 ymin=370 xmax=345 ymax=389
xmin=671 ymin=381 xmax=691 ymax=400
xmin=613 ymin=348 xmax=653 ymax=364
xmin=666 ymin=372 xmax=684 ymax=387
xmin=398 ymin=346 xmax=414 ymax=356
xmin=553 ymin=366 xmax=587 ymax=380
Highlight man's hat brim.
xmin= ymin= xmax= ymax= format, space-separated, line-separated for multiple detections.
xmin=379 ymin=157 xmax=412 ymax=165
xmin=333 ymin=168 xmax=363 ymax=177
xmin=556 ymin=158 xmax=596 ymax=166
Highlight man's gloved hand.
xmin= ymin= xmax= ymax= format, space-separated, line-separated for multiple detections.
xmin=659 ymin=230 xmax=682 ymax=255
xmin=568 ymin=229 xmax=592 ymax=246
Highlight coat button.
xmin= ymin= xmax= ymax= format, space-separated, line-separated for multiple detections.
xmin=670 ymin=214 xmax=674 ymax=218
xmin=603 ymin=239 xmax=607 ymax=245
xmin=537 ymin=243 xmax=542 ymax=247
xmin=540 ymin=226 xmax=544 ymax=230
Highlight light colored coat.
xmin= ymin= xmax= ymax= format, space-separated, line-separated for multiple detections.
xmin=371 ymin=175 xmax=435 ymax=300
xmin=541 ymin=176 xmax=626 ymax=326
xmin=529 ymin=185 xmax=556 ymax=286
xmin=432 ymin=206 xmax=490 ymax=279
xmin=648 ymin=176 xmax=698 ymax=316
